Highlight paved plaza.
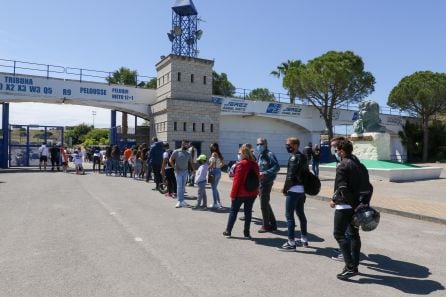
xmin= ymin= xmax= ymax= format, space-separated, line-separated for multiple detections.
xmin=0 ymin=166 xmax=445 ymax=297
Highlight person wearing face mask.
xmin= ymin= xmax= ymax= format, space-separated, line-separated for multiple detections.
xmin=278 ymin=137 xmax=309 ymax=251
xmin=256 ymin=137 xmax=280 ymax=233
xmin=330 ymin=137 xmax=346 ymax=164
xmin=330 ymin=139 xmax=370 ymax=280
xmin=169 ymin=140 xmax=195 ymax=208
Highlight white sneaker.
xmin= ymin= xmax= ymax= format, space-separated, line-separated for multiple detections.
xmin=217 ymin=202 xmax=223 ymax=209
xmin=180 ymin=201 xmax=189 ymax=207
xmin=175 ymin=202 xmax=181 ymax=208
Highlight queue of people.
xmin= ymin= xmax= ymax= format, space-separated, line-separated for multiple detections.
xmin=37 ymin=135 xmax=371 ymax=281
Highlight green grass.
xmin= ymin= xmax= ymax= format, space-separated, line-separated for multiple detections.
xmin=323 ymin=160 xmax=422 ymax=169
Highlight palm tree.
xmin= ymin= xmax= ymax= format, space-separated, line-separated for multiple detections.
xmin=271 ymin=60 xmax=302 ymax=104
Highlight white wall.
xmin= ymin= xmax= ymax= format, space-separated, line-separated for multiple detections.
xmin=219 ymin=115 xmax=311 ymax=165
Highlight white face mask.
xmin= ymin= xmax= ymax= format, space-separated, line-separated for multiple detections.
xmin=335 ymin=152 xmax=341 ymax=161
xmin=331 ymin=147 xmax=336 ymax=155
xmin=237 ymin=154 xmax=242 ymax=161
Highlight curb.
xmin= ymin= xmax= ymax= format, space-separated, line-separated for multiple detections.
xmin=308 ymin=194 xmax=446 ymax=226
xmin=220 ymin=178 xmax=446 ymax=226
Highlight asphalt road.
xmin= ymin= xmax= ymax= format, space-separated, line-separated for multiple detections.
xmin=0 ymin=171 xmax=445 ymax=297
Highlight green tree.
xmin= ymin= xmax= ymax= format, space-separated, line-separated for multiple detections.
xmin=145 ymin=77 xmax=157 ymax=89
xmin=285 ymin=51 xmax=375 ymax=140
xmin=82 ymin=129 xmax=110 ymax=147
xmin=106 ymin=67 xmax=137 ymax=86
xmin=271 ymin=60 xmax=302 ymax=104
xmin=246 ymin=88 xmax=276 ymax=101
xmin=212 ymin=71 xmax=235 ymax=97
xmin=388 ymin=71 xmax=446 ymax=161
xmin=65 ymin=123 xmax=92 ymax=146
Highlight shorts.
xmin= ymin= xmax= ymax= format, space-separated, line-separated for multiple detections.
xmin=40 ymin=156 xmax=48 ymax=162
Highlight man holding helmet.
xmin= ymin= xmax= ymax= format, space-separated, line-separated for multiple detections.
xmin=330 ymin=139 xmax=372 ymax=280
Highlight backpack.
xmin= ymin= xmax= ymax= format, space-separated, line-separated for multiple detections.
xmin=245 ymin=165 xmax=259 ymax=192
xmin=296 ymin=153 xmax=321 ymax=196
xmin=353 ymin=158 xmax=373 ymax=204
xmin=302 ymin=170 xmax=321 ymax=196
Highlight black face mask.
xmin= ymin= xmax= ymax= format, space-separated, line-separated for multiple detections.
xmin=182 ymin=146 xmax=188 ymax=150
xmin=286 ymin=144 xmax=293 ymax=153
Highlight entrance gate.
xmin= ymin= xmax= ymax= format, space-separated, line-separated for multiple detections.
xmin=9 ymin=125 xmax=64 ymax=167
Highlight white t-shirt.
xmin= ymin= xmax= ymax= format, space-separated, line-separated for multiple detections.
xmin=73 ymin=154 xmax=83 ymax=165
xmin=39 ymin=145 xmax=49 ymax=156
xmin=188 ymin=146 xmax=197 ymax=163
xmin=288 ymin=185 xmax=305 ymax=193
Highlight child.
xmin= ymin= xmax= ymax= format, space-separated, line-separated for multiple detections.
xmin=72 ymin=150 xmax=85 ymax=175
xmin=192 ymin=154 xmax=208 ymax=210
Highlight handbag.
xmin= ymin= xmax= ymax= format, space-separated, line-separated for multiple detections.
xmin=207 ymin=171 xmax=215 ymax=183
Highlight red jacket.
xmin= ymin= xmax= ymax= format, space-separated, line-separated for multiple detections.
xmin=230 ymin=159 xmax=260 ymax=200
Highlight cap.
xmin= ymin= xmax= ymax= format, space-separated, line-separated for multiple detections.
xmin=197 ymin=154 xmax=207 ymax=161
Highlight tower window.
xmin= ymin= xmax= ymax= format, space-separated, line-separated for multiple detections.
xmin=174 ymin=122 xmax=177 ymax=131
xmin=201 ymin=123 xmax=205 ymax=132
xmin=203 ymin=76 xmax=207 ymax=84
xmin=183 ymin=122 xmax=187 ymax=131
xmin=210 ymin=124 xmax=214 ymax=133
xmin=191 ymin=74 xmax=194 ymax=83
xmin=177 ymin=72 xmax=181 ymax=81
xmin=193 ymin=123 xmax=196 ymax=132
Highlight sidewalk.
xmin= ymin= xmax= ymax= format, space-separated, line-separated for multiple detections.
xmin=2 ymin=162 xmax=445 ymax=224
xmin=221 ymin=163 xmax=446 ymax=225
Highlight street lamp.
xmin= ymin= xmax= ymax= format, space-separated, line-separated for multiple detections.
xmin=92 ymin=110 xmax=97 ymax=128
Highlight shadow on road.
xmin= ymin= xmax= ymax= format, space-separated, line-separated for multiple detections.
xmin=348 ymin=254 xmax=445 ymax=295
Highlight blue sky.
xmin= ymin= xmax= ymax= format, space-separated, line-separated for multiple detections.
xmin=1 ymin=0 xmax=445 ymax=127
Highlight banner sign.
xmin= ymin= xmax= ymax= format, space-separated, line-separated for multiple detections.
xmin=219 ymin=98 xmax=304 ymax=116
xmin=0 ymin=73 xmax=155 ymax=105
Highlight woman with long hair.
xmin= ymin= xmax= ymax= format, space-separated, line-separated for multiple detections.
xmin=209 ymin=142 xmax=224 ymax=209
xmin=223 ymin=144 xmax=259 ymax=238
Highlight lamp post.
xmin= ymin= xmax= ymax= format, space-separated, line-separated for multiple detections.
xmin=92 ymin=110 xmax=97 ymax=128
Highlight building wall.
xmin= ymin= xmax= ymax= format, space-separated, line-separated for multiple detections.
xmin=155 ymin=54 xmax=213 ymax=102
xmin=152 ymin=55 xmax=218 ymax=154
xmin=219 ymin=115 xmax=311 ymax=165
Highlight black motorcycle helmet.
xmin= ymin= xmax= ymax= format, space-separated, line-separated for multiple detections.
xmin=353 ymin=206 xmax=380 ymax=232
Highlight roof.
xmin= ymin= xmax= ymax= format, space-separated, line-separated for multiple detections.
xmin=172 ymin=0 xmax=197 ymax=16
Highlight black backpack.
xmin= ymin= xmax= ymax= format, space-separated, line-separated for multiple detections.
xmin=245 ymin=166 xmax=259 ymax=192
xmin=296 ymin=153 xmax=321 ymax=196
xmin=353 ymin=158 xmax=373 ymax=204
xmin=302 ymin=170 xmax=321 ymax=196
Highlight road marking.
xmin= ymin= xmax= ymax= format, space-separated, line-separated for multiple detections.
xmin=134 ymin=237 xmax=143 ymax=242
xmin=110 ymin=212 xmax=116 ymax=215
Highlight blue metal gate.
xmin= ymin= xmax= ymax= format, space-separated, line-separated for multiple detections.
xmin=9 ymin=125 xmax=64 ymax=167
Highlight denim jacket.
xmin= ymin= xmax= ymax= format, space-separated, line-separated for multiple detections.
xmin=257 ymin=150 xmax=280 ymax=185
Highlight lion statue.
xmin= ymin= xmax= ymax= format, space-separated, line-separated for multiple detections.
xmin=353 ymin=101 xmax=386 ymax=133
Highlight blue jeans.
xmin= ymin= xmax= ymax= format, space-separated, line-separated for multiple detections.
xmin=112 ymin=159 xmax=120 ymax=175
xmin=225 ymin=197 xmax=256 ymax=234
xmin=285 ymin=191 xmax=307 ymax=240
xmin=123 ymin=160 xmax=131 ymax=177
xmin=210 ymin=168 xmax=222 ymax=205
xmin=175 ymin=169 xmax=189 ymax=203
xmin=312 ymin=160 xmax=320 ymax=177
xmin=196 ymin=181 xmax=207 ymax=206
xmin=105 ymin=159 xmax=112 ymax=175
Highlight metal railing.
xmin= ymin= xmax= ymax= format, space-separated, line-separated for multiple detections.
xmin=0 ymin=58 xmax=409 ymax=116
xmin=231 ymin=88 xmax=408 ymax=116
xmin=0 ymin=58 xmax=155 ymax=87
